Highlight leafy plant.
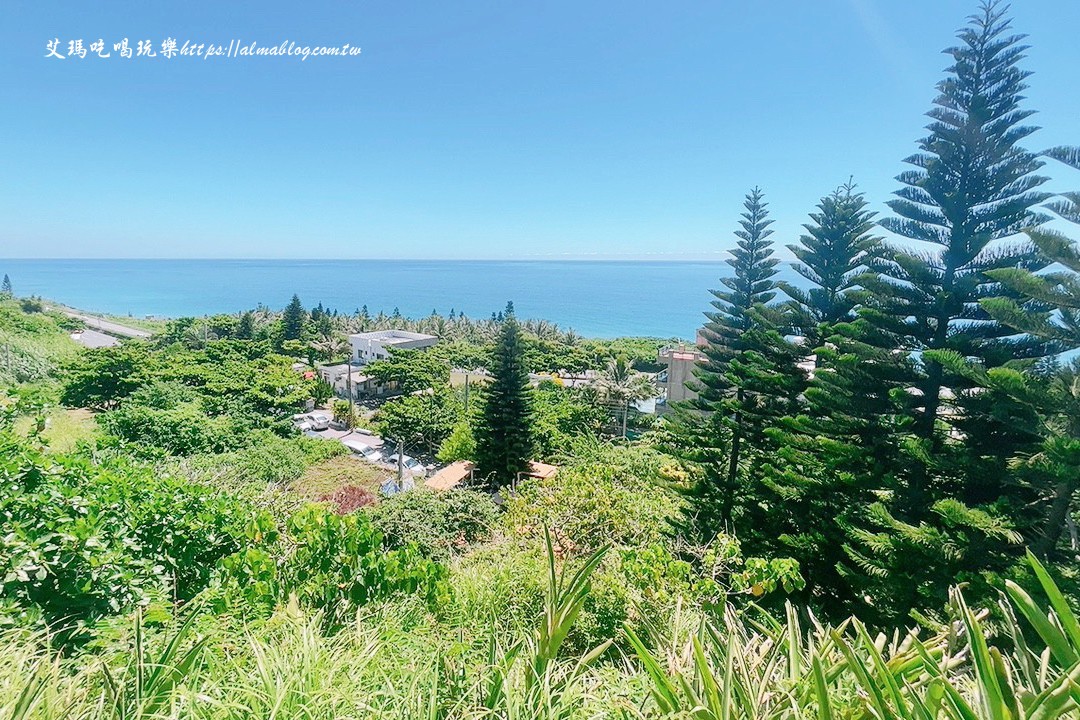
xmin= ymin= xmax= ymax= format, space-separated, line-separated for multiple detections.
xmin=214 ymin=503 xmax=448 ymax=631
xmin=368 ymin=487 xmax=498 ymax=560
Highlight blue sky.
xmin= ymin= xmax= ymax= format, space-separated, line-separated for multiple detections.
xmin=1 ymin=0 xmax=1078 ymax=260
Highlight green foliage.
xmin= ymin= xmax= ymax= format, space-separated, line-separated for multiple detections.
xmin=375 ymin=387 xmax=461 ymax=455
xmin=675 ymin=187 xmax=807 ymax=540
xmin=780 ymin=180 xmax=881 ymax=341
xmin=60 ymin=343 xmax=153 ymax=410
xmin=437 ymin=419 xmax=476 ymax=463
xmin=869 ymin=1 xmax=1054 ymax=437
xmin=368 ymin=488 xmax=499 ymax=560
xmin=825 ymin=2 xmax=1061 ymax=623
xmin=580 ymin=336 xmax=669 ymax=372
xmin=280 ymin=294 xmax=306 ymax=343
xmin=215 ymin=504 xmax=447 ymax=631
xmin=367 ymin=347 xmax=451 ymax=394
xmin=99 ymin=398 xmax=250 ymax=456
xmin=531 ymin=382 xmax=605 ymax=461
xmin=474 ymin=305 xmax=536 ymax=487
xmin=983 ymin=224 xmax=1080 ymax=348
xmin=595 ymin=356 xmax=657 ymax=438
xmin=503 ymin=443 xmax=680 ymax=555
xmin=331 ymin=398 xmax=356 ymax=426
xmin=0 ymin=298 xmax=79 ymax=387
xmin=61 ymin=341 xmax=317 ymax=417
xmin=522 ymin=337 xmax=592 ymax=374
xmin=0 ymin=432 xmax=252 ymax=646
xmin=7 ymin=551 xmax=1080 ymax=719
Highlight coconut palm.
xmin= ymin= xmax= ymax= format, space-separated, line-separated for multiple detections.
xmin=596 ymin=356 xmax=657 ymax=438
xmin=311 ymin=333 xmax=350 ymax=363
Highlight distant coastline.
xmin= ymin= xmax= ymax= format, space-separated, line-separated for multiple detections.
xmin=0 ymin=258 xmax=807 ymax=340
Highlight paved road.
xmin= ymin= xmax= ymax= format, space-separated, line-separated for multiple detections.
xmin=71 ymin=329 xmax=120 ymax=348
xmin=63 ymin=311 xmax=152 ymax=339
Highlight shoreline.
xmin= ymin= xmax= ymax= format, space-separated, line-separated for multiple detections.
xmin=3 ymin=257 xmax=729 ymax=340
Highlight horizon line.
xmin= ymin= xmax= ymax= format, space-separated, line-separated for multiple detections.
xmin=1 ymin=255 xmax=749 ymax=263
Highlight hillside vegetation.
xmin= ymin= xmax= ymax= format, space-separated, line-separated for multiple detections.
xmin=3 ymin=3 xmax=1080 ymax=718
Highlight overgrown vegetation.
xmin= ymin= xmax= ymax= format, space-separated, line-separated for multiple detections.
xmin=2 ymin=3 xmax=1080 ymax=717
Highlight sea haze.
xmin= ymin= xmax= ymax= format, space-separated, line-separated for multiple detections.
xmin=0 ymin=259 xmax=808 ymax=339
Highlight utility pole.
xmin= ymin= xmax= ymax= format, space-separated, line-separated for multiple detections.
xmin=345 ymin=360 xmax=353 ymax=429
xmin=396 ymin=439 xmax=404 ymax=491
xmin=463 ymin=373 xmax=469 ymax=414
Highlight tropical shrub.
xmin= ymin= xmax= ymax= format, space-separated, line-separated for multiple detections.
xmin=503 ymin=443 xmax=681 ymax=555
xmin=368 ymin=487 xmax=499 ymax=559
xmin=0 ymin=433 xmax=252 ymax=646
xmin=5 ymin=550 xmax=1080 ymax=719
xmin=436 ymin=419 xmax=476 ymax=462
xmin=99 ymin=399 xmax=250 ymax=456
xmin=532 ymin=382 xmax=606 ymax=460
xmin=214 ymin=504 xmax=448 ymax=631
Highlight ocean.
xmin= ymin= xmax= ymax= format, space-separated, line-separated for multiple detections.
xmin=0 ymin=259 xmax=806 ymax=340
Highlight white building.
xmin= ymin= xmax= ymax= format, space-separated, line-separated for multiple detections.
xmin=348 ymin=330 xmax=438 ymax=365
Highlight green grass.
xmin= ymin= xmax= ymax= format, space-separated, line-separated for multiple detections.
xmin=12 ymin=408 xmax=99 ymax=453
xmin=291 ymin=454 xmax=390 ymax=499
xmin=4 ymin=549 xmax=1080 ymax=719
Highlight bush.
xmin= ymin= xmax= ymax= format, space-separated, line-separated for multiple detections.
xmin=532 ymin=383 xmax=606 ymax=461
xmin=215 ymin=504 xmax=448 ymax=631
xmin=368 ymin=488 xmax=499 ymax=560
xmin=449 ymin=538 xmax=629 ymax=656
xmin=503 ymin=443 xmax=681 ymax=555
xmin=0 ymin=433 xmax=253 ymax=646
xmin=0 ymin=299 xmax=80 ymax=386
xmin=99 ymin=400 xmax=250 ymax=456
xmin=437 ymin=420 xmax=475 ymax=463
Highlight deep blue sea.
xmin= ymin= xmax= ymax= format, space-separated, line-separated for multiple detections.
xmin=0 ymin=259 xmax=805 ymax=339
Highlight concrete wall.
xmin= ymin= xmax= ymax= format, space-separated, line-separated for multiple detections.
xmin=657 ymin=346 xmax=704 ymax=411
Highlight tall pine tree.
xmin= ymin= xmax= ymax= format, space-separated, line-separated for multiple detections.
xmin=282 ymin=294 xmax=307 ymax=342
xmin=474 ymin=302 xmax=535 ymax=489
xmin=867 ymin=1 xmax=1051 ymax=453
xmin=237 ymin=311 xmax=256 ymax=340
xmin=842 ymin=1 xmax=1054 ymax=622
xmin=689 ymin=188 xmax=779 ymax=530
xmin=757 ymin=184 xmax=915 ymax=618
xmin=780 ymin=181 xmax=881 ymax=345
xmin=981 ymin=146 xmax=1080 ymax=558
xmin=673 ymin=188 xmax=805 ymax=542
xmin=983 ymin=146 xmax=1080 ymax=348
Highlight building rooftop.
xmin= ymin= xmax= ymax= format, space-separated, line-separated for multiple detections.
xmin=348 ymin=329 xmax=437 ymax=344
xmin=659 ymin=345 xmax=706 ymax=362
xmin=525 ymin=461 xmax=559 ymax=480
xmin=425 ymin=461 xmax=475 ymax=491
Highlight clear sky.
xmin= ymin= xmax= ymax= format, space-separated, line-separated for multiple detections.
xmin=1 ymin=0 xmax=1078 ymax=260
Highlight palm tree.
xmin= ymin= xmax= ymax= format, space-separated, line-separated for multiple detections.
xmin=311 ymin=333 xmax=350 ymax=364
xmin=596 ymin=356 xmax=657 ymax=438
xmin=182 ymin=322 xmax=216 ymax=349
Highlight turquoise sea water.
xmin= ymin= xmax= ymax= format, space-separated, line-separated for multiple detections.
xmin=0 ymin=259 xmax=806 ymax=339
